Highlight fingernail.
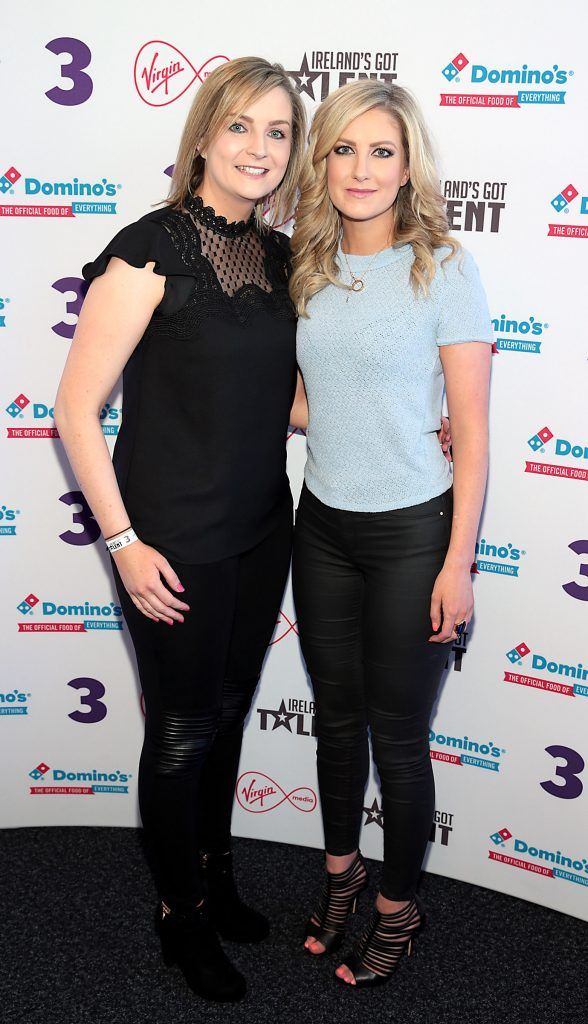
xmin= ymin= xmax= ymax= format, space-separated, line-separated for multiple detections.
xmin=177 ymin=584 xmax=185 ymax=592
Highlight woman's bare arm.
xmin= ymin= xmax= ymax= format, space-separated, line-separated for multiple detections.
xmin=289 ymin=369 xmax=309 ymax=430
xmin=54 ymin=259 xmax=189 ymax=624
xmin=429 ymin=341 xmax=491 ymax=642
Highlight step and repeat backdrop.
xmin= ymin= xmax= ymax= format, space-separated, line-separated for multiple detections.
xmin=2 ymin=1 xmax=587 ymax=920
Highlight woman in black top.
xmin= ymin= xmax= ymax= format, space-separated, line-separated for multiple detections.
xmin=54 ymin=57 xmax=307 ymax=1003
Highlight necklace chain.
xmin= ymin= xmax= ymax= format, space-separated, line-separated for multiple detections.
xmin=341 ymin=245 xmax=386 ymax=299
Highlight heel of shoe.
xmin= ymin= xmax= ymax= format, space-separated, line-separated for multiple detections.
xmin=156 ymin=902 xmax=176 ymax=968
xmin=350 ymin=884 xmax=367 ymax=916
xmin=155 ymin=899 xmax=246 ymax=1002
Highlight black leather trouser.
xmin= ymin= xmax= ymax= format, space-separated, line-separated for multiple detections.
xmin=292 ymin=484 xmax=452 ymax=901
xmin=113 ymin=503 xmax=292 ymax=908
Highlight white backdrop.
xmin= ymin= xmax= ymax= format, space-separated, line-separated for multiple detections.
xmin=2 ymin=0 xmax=587 ymax=921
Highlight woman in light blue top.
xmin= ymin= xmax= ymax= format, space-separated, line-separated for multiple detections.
xmin=288 ymin=81 xmax=492 ymax=988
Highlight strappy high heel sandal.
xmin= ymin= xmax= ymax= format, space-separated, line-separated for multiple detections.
xmin=335 ymin=894 xmax=425 ymax=987
xmin=304 ymin=851 xmax=368 ymax=955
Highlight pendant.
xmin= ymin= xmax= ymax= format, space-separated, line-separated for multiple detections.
xmin=351 ymin=277 xmax=364 ymax=292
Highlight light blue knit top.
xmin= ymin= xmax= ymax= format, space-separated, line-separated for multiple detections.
xmin=296 ymin=243 xmax=493 ymax=512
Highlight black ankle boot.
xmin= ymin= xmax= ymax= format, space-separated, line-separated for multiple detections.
xmin=200 ymin=850 xmax=270 ymax=942
xmin=155 ymin=899 xmax=246 ymax=1002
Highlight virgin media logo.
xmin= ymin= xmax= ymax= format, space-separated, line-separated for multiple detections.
xmin=236 ymin=771 xmax=317 ymax=814
xmin=133 ymin=42 xmax=229 ymax=107
xmin=270 ymin=610 xmax=298 ymax=645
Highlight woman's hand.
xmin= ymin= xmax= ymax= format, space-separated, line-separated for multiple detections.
xmin=437 ymin=415 xmax=452 ymax=463
xmin=429 ymin=562 xmax=473 ymax=643
xmin=113 ymin=541 xmax=190 ymax=625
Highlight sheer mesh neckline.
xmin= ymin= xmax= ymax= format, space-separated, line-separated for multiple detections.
xmin=185 ymin=193 xmax=255 ymax=238
xmin=160 ymin=198 xmax=294 ymax=318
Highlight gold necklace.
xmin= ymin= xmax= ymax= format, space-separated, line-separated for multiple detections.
xmin=341 ymin=245 xmax=386 ymax=300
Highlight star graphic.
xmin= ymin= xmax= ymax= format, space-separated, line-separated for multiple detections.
xmin=285 ymin=53 xmax=323 ymax=101
xmin=270 ymin=699 xmax=297 ymax=732
xmin=363 ymin=798 xmax=384 ymax=828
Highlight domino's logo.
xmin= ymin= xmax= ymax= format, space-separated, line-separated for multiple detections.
xmin=551 ymin=183 xmax=579 ymax=213
xmin=506 ymin=642 xmax=531 ymax=666
xmin=490 ymin=827 xmax=513 ymax=846
xmin=442 ymin=52 xmax=469 ymax=82
xmin=0 ymin=164 xmax=122 ymax=217
xmin=548 ymin=182 xmax=588 ymax=238
xmin=6 ymin=393 xmax=30 ymax=418
xmin=17 ymin=593 xmax=39 ymax=615
xmin=29 ymin=762 xmax=50 ymax=780
xmin=0 ymin=166 xmax=21 ymax=194
xmin=0 ymin=294 xmax=10 ymax=328
xmin=527 ymin=426 xmax=553 ymax=453
xmin=525 ymin=426 xmax=588 ymax=474
xmin=441 ymin=56 xmax=574 ymax=110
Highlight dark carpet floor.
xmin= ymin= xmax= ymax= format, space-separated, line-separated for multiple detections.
xmin=2 ymin=828 xmax=586 ymax=1024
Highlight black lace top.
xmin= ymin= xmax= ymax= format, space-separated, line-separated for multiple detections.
xmin=82 ymin=196 xmax=297 ymax=563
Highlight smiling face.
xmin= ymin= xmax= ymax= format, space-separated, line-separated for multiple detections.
xmin=199 ymin=85 xmax=293 ymax=218
xmin=326 ymin=106 xmax=409 ymax=236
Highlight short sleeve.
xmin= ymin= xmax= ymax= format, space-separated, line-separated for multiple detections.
xmin=82 ymin=213 xmax=196 ymax=316
xmin=435 ymin=249 xmax=493 ymax=346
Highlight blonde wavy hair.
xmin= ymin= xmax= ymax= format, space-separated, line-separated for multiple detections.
xmin=290 ymin=80 xmax=459 ymax=315
xmin=168 ymin=56 xmax=306 ymax=231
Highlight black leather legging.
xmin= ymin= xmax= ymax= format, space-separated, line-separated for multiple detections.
xmin=292 ymin=484 xmax=452 ymax=901
xmin=113 ymin=502 xmax=292 ymax=909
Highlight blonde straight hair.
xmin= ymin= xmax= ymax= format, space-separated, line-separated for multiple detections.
xmin=290 ymin=80 xmax=459 ymax=315
xmin=168 ymin=56 xmax=306 ymax=231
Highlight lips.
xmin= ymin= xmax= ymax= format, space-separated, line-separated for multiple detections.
xmin=236 ymin=166 xmax=269 ymax=177
xmin=346 ymin=188 xmax=376 ymax=197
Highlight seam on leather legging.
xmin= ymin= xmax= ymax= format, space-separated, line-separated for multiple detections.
xmin=292 ymin=484 xmax=452 ymax=901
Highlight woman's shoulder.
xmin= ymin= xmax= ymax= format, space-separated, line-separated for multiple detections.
xmin=430 ymin=244 xmax=482 ymax=293
xmin=432 ymin=242 xmax=478 ymax=271
xmin=82 ymin=205 xmax=196 ymax=284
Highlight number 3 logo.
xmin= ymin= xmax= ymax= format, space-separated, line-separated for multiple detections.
xmin=563 ymin=540 xmax=588 ymax=602
xmin=52 ymin=277 xmax=87 ymax=340
xmin=59 ymin=490 xmax=101 ymax=545
xmin=541 ymin=745 xmax=585 ymax=800
xmin=46 ymin=38 xmax=93 ymax=106
xmin=68 ymin=677 xmax=107 ymax=723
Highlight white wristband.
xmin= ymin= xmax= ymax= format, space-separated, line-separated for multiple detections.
xmin=106 ymin=527 xmax=138 ymax=554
